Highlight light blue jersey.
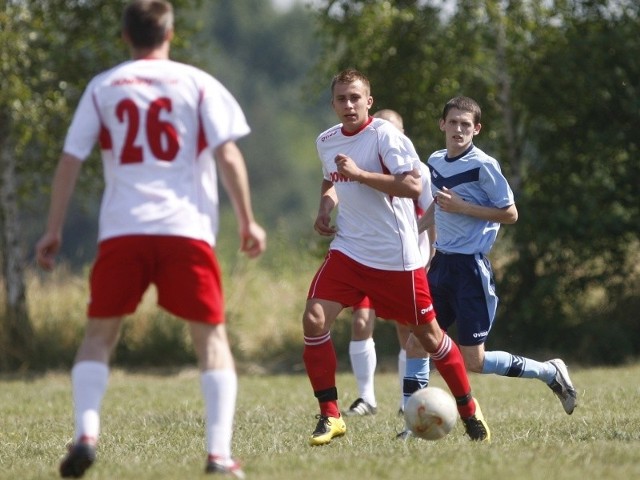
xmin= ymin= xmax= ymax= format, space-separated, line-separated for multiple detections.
xmin=427 ymin=144 xmax=514 ymax=255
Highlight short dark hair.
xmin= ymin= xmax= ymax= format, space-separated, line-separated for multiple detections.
xmin=331 ymin=68 xmax=371 ymax=95
xmin=442 ymin=96 xmax=482 ymax=124
xmin=123 ymin=0 xmax=174 ymax=49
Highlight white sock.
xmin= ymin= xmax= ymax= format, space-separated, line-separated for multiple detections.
xmin=398 ymin=348 xmax=407 ymax=410
xmin=349 ymin=338 xmax=377 ymax=407
xmin=201 ymin=369 xmax=237 ymax=461
xmin=71 ymin=361 xmax=109 ymax=443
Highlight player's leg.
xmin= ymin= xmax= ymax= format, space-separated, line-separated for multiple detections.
xmin=60 ymin=317 xmax=122 ymax=478
xmin=457 ymin=253 xmax=577 ymax=414
xmin=411 ymin=321 xmax=490 ymax=442
xmin=303 ymin=298 xmax=346 ymax=445
xmin=61 ymin=236 xmax=149 ymax=478
xmin=156 ymin=236 xmax=245 ymax=475
xmin=189 ymin=322 xmax=244 ymax=476
xmin=401 ymin=331 xmax=430 ymax=412
xmin=461 ymin=344 xmax=577 ymax=414
xmin=423 ymin=251 xmax=494 ymax=441
xmin=397 ymin=351 xmax=406 ymax=414
xmin=303 ymin=250 xmax=367 ymax=445
xmin=396 ymin=323 xmax=416 ymax=415
xmin=396 ymin=329 xmax=430 ymax=439
xmin=462 ymin=342 xmax=555 ymax=379
xmin=344 ymin=306 xmax=377 ymax=416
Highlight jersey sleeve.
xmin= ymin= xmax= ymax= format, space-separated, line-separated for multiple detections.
xmin=319 ymin=148 xmax=331 ymax=181
xmin=62 ymin=78 xmax=103 ymax=161
xmin=480 ymin=160 xmax=514 ymax=208
xmin=377 ymin=122 xmax=420 ymax=174
xmin=198 ymin=76 xmax=250 ymax=149
xmin=417 ymin=162 xmax=434 ymax=211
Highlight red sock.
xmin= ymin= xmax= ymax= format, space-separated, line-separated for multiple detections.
xmin=430 ymin=333 xmax=476 ymax=418
xmin=303 ymin=332 xmax=340 ymax=418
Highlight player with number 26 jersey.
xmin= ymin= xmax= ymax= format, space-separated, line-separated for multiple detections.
xmin=36 ymin=3 xmax=266 ymax=476
xmin=64 ymin=59 xmax=250 ymax=246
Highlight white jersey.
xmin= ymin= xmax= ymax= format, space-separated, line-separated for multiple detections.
xmin=63 ymin=59 xmax=251 ymax=246
xmin=316 ymin=117 xmax=423 ymax=271
xmin=416 ymin=161 xmax=434 ymax=267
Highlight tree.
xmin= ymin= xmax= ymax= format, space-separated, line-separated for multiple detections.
xmin=0 ymin=0 xmax=198 ymax=370
xmin=501 ymin=0 xmax=640 ymax=361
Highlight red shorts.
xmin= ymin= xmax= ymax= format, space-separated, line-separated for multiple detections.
xmin=308 ymin=250 xmax=436 ymax=326
xmin=88 ymin=235 xmax=224 ymax=324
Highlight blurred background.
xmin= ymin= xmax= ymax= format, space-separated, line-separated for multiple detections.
xmin=1 ymin=0 xmax=638 ymax=372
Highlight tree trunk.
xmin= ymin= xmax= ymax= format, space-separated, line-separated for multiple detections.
xmin=0 ymin=113 xmax=34 ymax=371
xmin=492 ymin=1 xmax=521 ymax=194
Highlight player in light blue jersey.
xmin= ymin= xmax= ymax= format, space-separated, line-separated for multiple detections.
xmin=419 ymin=96 xmax=578 ymax=415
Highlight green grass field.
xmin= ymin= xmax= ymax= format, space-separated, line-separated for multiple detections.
xmin=1 ymin=363 xmax=639 ymax=480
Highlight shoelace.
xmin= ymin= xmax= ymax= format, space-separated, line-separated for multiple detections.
xmin=312 ymin=414 xmax=331 ymax=435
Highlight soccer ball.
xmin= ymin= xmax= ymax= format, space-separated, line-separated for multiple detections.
xmin=404 ymin=387 xmax=458 ymax=440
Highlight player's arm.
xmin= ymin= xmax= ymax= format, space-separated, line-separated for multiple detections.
xmin=215 ymin=140 xmax=267 ymax=258
xmin=435 ymin=187 xmax=518 ymax=224
xmin=35 ymin=153 xmax=83 ymax=270
xmin=334 ymin=153 xmax=421 ymax=199
xmin=424 ymin=223 xmax=437 ymax=267
xmin=417 ymin=202 xmax=435 ymax=234
xmin=314 ymin=179 xmax=337 ymax=236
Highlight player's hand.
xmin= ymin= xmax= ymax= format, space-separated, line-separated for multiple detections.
xmin=435 ymin=187 xmax=467 ymax=214
xmin=240 ymin=222 xmax=267 ymax=258
xmin=334 ymin=153 xmax=362 ymax=181
xmin=35 ymin=232 xmax=61 ymax=271
xmin=314 ymin=212 xmax=336 ymax=237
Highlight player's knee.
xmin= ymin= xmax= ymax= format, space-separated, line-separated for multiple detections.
xmin=303 ymin=316 xmax=324 ymax=336
xmin=302 ymin=307 xmax=330 ymax=336
xmin=410 ymin=328 xmax=440 ymax=353
xmin=351 ymin=312 xmax=374 ymax=339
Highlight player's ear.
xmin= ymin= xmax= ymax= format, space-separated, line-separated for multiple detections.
xmin=165 ymin=28 xmax=174 ymax=42
xmin=474 ymin=123 xmax=482 ymax=135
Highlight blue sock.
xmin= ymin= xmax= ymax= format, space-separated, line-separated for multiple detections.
xmin=482 ymin=350 xmax=555 ymax=383
xmin=402 ymin=357 xmax=430 ymax=409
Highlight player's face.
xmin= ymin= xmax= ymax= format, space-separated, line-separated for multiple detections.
xmin=331 ymin=80 xmax=373 ymax=133
xmin=439 ymin=108 xmax=481 ymax=157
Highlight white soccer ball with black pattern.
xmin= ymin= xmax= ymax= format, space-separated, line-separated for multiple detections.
xmin=404 ymin=387 xmax=458 ymax=440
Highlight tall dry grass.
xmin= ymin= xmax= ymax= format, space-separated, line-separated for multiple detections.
xmin=4 ymin=236 xmax=327 ymax=371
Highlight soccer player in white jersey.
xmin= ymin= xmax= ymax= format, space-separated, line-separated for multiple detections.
xmin=419 ymin=96 xmax=577 ymax=416
xmin=35 ymin=1 xmax=265 ymax=477
xmin=342 ymin=110 xmax=434 ymax=426
xmin=303 ymin=69 xmax=490 ymax=446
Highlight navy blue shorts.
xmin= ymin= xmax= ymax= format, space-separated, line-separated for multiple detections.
xmin=427 ymin=251 xmax=498 ymax=346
